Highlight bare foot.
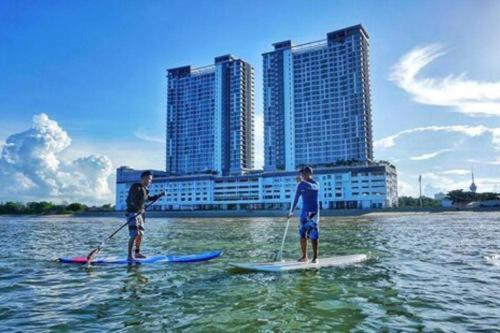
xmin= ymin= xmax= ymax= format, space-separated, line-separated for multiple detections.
xmin=127 ymin=256 xmax=135 ymax=261
xmin=297 ymin=256 xmax=308 ymax=262
xmin=311 ymin=258 xmax=318 ymax=264
xmin=135 ymin=253 xmax=147 ymax=259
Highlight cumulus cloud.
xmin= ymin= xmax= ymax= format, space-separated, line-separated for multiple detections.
xmin=390 ymin=44 xmax=500 ymax=117
xmin=375 ymin=125 xmax=500 ymax=150
xmin=0 ymin=114 xmax=113 ymax=204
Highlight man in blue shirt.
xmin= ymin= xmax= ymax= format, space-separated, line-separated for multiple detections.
xmin=288 ymin=166 xmax=320 ymax=263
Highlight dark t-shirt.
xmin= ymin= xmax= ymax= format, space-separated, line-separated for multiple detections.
xmin=126 ymin=183 xmax=159 ymax=213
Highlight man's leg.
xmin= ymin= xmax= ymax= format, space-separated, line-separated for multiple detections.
xmin=127 ymin=213 xmax=139 ymax=260
xmin=311 ymin=239 xmax=319 ymax=263
xmin=133 ymin=215 xmax=146 ymax=258
xmin=134 ymin=233 xmax=146 ymax=258
xmin=134 ymin=234 xmax=142 ymax=251
xmin=298 ymin=212 xmax=309 ymax=261
xmin=298 ymin=237 xmax=308 ymax=262
xmin=128 ymin=235 xmax=136 ymax=260
xmin=310 ymin=216 xmax=320 ymax=263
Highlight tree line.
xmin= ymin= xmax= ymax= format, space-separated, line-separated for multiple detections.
xmin=398 ymin=196 xmax=440 ymax=208
xmin=1 ymin=189 xmax=497 ymax=214
xmin=0 ymin=201 xmax=114 ymax=215
xmin=398 ymin=190 xmax=499 ymax=207
xmin=445 ymin=190 xmax=498 ymax=203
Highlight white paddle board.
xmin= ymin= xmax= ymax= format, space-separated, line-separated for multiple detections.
xmin=230 ymin=254 xmax=368 ymax=272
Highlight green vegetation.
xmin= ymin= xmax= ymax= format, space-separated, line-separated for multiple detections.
xmin=398 ymin=190 xmax=499 ymax=207
xmin=0 ymin=201 xmax=115 ymax=215
xmin=398 ymin=196 xmax=440 ymax=208
xmin=445 ymin=190 xmax=499 ymax=203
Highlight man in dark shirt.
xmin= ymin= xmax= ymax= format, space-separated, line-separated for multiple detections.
xmin=126 ymin=170 xmax=164 ymax=260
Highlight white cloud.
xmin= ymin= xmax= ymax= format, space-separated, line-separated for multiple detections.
xmin=390 ymin=44 xmax=500 ymax=117
xmin=410 ymin=149 xmax=452 ymax=161
xmin=475 ymin=177 xmax=500 ymax=193
xmin=467 ymin=158 xmax=500 ymax=166
xmin=441 ymin=169 xmax=471 ymax=175
xmin=375 ymin=125 xmax=500 ymax=149
xmin=133 ymin=129 xmax=165 ymax=145
xmin=377 ymin=125 xmax=499 ymax=197
xmin=419 ymin=172 xmax=500 ymax=196
xmin=397 ymin=178 xmax=417 ymax=197
xmin=0 ymin=114 xmax=113 ymax=204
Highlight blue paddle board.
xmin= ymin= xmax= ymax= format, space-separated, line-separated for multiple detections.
xmin=59 ymin=250 xmax=223 ymax=265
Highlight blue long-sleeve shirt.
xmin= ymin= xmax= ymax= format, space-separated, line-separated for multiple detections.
xmin=291 ymin=179 xmax=320 ymax=213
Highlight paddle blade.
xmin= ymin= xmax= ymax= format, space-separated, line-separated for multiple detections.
xmin=86 ymin=246 xmax=101 ymax=264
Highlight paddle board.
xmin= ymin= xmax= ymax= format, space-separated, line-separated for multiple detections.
xmin=230 ymin=253 xmax=368 ymax=272
xmin=59 ymin=250 xmax=223 ymax=265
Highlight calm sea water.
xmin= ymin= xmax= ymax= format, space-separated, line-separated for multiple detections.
xmin=0 ymin=212 xmax=499 ymax=332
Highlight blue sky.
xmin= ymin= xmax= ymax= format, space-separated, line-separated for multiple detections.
xmin=1 ymin=0 xmax=499 ymax=202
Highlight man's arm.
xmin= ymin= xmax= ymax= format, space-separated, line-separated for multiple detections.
xmin=307 ymin=211 xmax=317 ymax=219
xmin=288 ymin=183 xmax=302 ymax=217
xmin=147 ymin=190 xmax=165 ymax=201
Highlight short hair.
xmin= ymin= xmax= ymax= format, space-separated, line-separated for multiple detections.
xmin=140 ymin=170 xmax=153 ymax=178
xmin=299 ymin=166 xmax=313 ymax=174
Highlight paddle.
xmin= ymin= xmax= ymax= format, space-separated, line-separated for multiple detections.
xmin=272 ymin=175 xmax=303 ymax=261
xmin=86 ymin=193 xmax=164 ymax=265
xmin=273 ymin=212 xmax=292 ymax=262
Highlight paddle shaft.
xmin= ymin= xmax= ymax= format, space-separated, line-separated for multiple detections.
xmin=107 ymin=197 xmax=160 ymax=242
xmin=86 ymin=194 xmax=162 ymax=261
xmin=276 ymin=213 xmax=291 ymax=261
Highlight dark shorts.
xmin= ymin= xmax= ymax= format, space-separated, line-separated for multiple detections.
xmin=127 ymin=213 xmax=145 ymax=238
xmin=299 ymin=211 xmax=320 ymax=240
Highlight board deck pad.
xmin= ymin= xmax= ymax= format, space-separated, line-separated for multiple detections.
xmin=59 ymin=250 xmax=223 ymax=265
xmin=230 ymin=254 xmax=368 ymax=272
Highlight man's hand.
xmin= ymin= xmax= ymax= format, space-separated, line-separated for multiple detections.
xmin=287 ymin=211 xmax=294 ymax=219
xmin=152 ymin=191 xmax=165 ymax=200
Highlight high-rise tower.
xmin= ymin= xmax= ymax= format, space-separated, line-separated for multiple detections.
xmin=167 ymin=55 xmax=254 ymax=176
xmin=470 ymin=168 xmax=477 ymax=193
xmin=263 ymin=25 xmax=373 ymax=171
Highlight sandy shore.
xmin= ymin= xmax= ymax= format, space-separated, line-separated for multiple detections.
xmin=71 ymin=207 xmax=499 ymax=218
xmin=1 ymin=207 xmax=497 ymax=218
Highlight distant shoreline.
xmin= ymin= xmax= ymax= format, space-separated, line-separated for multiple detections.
xmin=71 ymin=206 xmax=499 ymax=218
xmin=1 ymin=207 xmax=498 ymax=218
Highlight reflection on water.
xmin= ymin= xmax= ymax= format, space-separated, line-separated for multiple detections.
xmin=0 ymin=212 xmax=499 ymax=332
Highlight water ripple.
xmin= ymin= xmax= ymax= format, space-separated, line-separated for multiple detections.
xmin=0 ymin=212 xmax=499 ymax=332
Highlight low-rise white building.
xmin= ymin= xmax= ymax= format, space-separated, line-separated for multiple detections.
xmin=115 ymin=163 xmax=398 ymax=211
